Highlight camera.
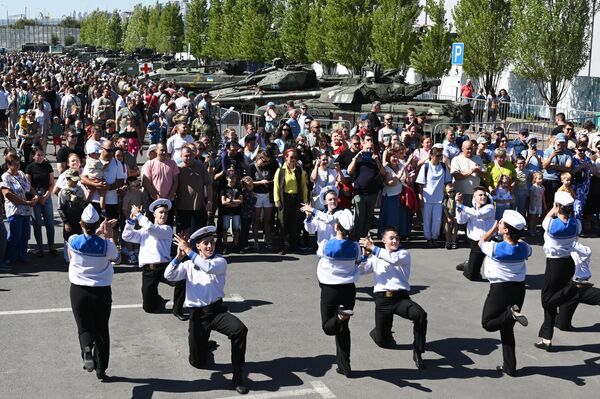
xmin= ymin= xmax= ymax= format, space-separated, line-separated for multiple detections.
xmin=362 ymin=152 xmax=372 ymax=160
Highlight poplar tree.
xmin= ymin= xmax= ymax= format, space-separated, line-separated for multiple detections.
xmin=158 ymin=2 xmax=184 ymax=54
xmin=185 ymin=0 xmax=208 ymax=58
xmin=279 ymin=0 xmax=310 ymax=63
xmin=204 ymin=0 xmax=224 ymax=60
xmin=371 ymin=0 xmax=420 ymax=71
xmin=122 ymin=4 xmax=149 ymax=51
xmin=146 ymin=3 xmax=163 ymax=51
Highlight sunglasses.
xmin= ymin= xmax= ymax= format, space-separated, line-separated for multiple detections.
xmin=435 ymin=154 xmax=443 ymax=158
xmin=102 ymin=148 xmax=116 ymax=153
xmin=447 ymin=190 xmax=455 ymax=194
xmin=282 ymin=129 xmax=291 ymax=132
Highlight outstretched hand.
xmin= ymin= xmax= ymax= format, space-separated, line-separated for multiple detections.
xmin=359 ymin=236 xmax=375 ymax=253
xmin=173 ymin=233 xmax=191 ymax=256
xmin=130 ymin=205 xmax=142 ymax=220
xmin=300 ymin=202 xmax=313 ymax=216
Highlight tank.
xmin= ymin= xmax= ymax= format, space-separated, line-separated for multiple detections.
xmin=143 ymin=60 xmax=249 ymax=90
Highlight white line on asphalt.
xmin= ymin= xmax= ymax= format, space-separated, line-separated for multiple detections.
xmin=0 ymin=295 xmax=245 ymax=316
xmin=214 ymin=381 xmax=335 ymax=399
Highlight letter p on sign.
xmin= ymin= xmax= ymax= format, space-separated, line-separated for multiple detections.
xmin=452 ymin=43 xmax=464 ymax=65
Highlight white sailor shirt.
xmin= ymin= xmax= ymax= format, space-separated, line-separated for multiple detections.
xmin=480 ymin=240 xmax=531 ymax=283
xmin=359 ymin=246 xmax=411 ymax=292
xmin=164 ymin=252 xmax=227 ymax=308
xmin=542 ymin=216 xmax=581 ymax=258
xmin=68 ymin=234 xmax=118 ymax=287
xmin=122 ymin=214 xmax=173 ymax=266
xmin=316 ymin=238 xmax=362 ymax=285
xmin=571 ymin=241 xmax=592 ymax=280
xmin=456 ymin=203 xmax=496 ymax=241
xmin=304 ymin=209 xmax=336 ymax=247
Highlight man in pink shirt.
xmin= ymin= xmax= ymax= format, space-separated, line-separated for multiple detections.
xmin=142 ymin=143 xmax=179 ymax=224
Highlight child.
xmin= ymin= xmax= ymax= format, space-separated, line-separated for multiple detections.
xmin=443 ymin=183 xmax=458 ymax=249
xmin=57 ymin=169 xmax=87 ymax=264
xmin=240 ymin=176 xmax=257 ymax=252
xmin=82 ymin=149 xmax=108 ymax=211
xmin=528 ymin=172 xmax=546 ymax=236
xmin=121 ymin=177 xmax=149 ymax=264
xmin=556 ymin=172 xmax=576 ymax=198
xmin=50 ymin=116 xmax=63 ymax=156
xmin=493 ymin=174 xmax=513 ymax=220
xmin=220 ymin=169 xmax=243 ymax=253
xmin=513 ymin=155 xmax=531 ymax=218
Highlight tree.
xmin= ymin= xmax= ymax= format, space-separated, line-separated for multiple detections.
xmin=221 ymin=0 xmax=242 ymax=59
xmin=306 ymin=0 xmax=329 ymax=65
xmin=158 ymin=2 xmax=184 ymax=54
xmin=122 ymin=4 xmax=149 ymax=51
xmin=12 ymin=18 xmax=37 ymax=29
xmin=185 ymin=0 xmax=208 ymax=58
xmin=410 ymin=0 xmax=452 ymax=79
xmin=146 ymin=3 xmax=163 ymax=51
xmin=510 ymin=0 xmax=593 ymax=110
xmin=452 ymin=0 xmax=512 ymax=92
xmin=204 ymin=0 xmax=225 ymax=59
xmin=323 ymin=0 xmax=373 ymax=72
xmin=279 ymin=0 xmax=310 ymax=63
xmin=103 ymin=11 xmax=123 ymax=50
xmin=59 ymin=16 xmax=81 ymax=28
xmin=64 ymin=35 xmax=76 ymax=46
xmin=263 ymin=0 xmax=285 ymax=61
xmin=371 ymin=0 xmax=420 ymax=71
xmin=95 ymin=12 xmax=110 ymax=48
xmin=50 ymin=33 xmax=60 ymax=46
xmin=235 ymin=0 xmax=272 ymax=61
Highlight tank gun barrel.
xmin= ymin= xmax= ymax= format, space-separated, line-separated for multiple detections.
xmin=402 ymin=79 xmax=441 ymax=99
xmin=214 ymin=91 xmax=322 ymax=104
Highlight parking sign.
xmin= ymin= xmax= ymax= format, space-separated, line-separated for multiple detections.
xmin=452 ymin=43 xmax=464 ymax=65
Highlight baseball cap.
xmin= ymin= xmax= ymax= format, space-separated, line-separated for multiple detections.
xmin=519 ymin=127 xmax=529 ymax=135
xmin=555 ymin=133 xmax=567 ymax=143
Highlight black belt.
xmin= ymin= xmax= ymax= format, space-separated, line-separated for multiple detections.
xmin=193 ymin=299 xmax=223 ymax=314
xmin=375 ymin=290 xmax=408 ymax=298
xmin=144 ymin=262 xmax=169 ymax=271
xmin=283 ymin=193 xmax=299 ymax=197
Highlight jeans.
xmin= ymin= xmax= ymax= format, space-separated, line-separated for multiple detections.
xmin=32 ymin=197 xmax=55 ymax=251
xmin=0 ymin=219 xmax=7 ymax=262
xmin=354 ymin=192 xmax=378 ymax=239
xmin=423 ymin=202 xmax=443 ymax=240
xmin=5 ymin=214 xmax=31 ymax=263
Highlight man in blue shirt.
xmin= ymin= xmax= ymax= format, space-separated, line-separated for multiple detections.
xmin=287 ymin=109 xmax=301 ymax=139
xmin=541 ymin=133 xmax=573 ymax=206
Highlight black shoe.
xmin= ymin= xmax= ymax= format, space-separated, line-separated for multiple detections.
xmin=456 ymin=263 xmax=465 ymax=271
xmin=534 ymin=340 xmax=552 ymax=351
xmin=96 ymin=370 xmax=109 ymax=380
xmin=173 ymin=312 xmax=189 ymax=321
xmin=335 ymin=367 xmax=352 ymax=378
xmin=337 ymin=305 xmax=354 ymax=318
xmin=232 ymin=374 xmax=249 ymax=395
xmin=83 ymin=346 xmax=94 ymax=372
xmin=49 ymin=249 xmax=59 ymax=256
xmin=496 ymin=365 xmax=515 ymax=377
xmin=413 ymin=350 xmax=425 ymax=370
xmin=510 ymin=305 xmax=528 ymax=327
xmin=571 ymin=280 xmax=594 ymax=289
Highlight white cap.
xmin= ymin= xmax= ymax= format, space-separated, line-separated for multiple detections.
xmin=191 ymin=225 xmax=217 ymax=241
xmin=149 ymin=198 xmax=171 ymax=213
xmin=334 ymin=209 xmax=354 ymax=231
xmin=85 ymin=139 xmax=102 ymax=155
xmin=432 ymin=143 xmax=444 ymax=149
xmin=502 ymin=210 xmax=526 ymax=230
xmin=81 ymin=203 xmax=100 ymax=224
xmin=319 ymin=185 xmax=339 ymax=206
xmin=148 ymin=144 xmax=157 ymax=153
xmin=554 ymin=191 xmax=574 ymax=206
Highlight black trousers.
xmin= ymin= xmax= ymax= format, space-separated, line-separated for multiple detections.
xmin=482 ymin=281 xmax=525 ymax=375
xmin=70 ymin=284 xmax=112 ymax=373
xmin=319 ymin=282 xmax=356 ymax=374
xmin=372 ymin=291 xmax=427 ymax=353
xmin=280 ymin=193 xmax=301 ymax=251
xmin=542 ymin=180 xmax=561 ymax=210
xmin=464 ymin=239 xmax=486 ymax=280
xmin=141 ymin=263 xmax=186 ymax=315
xmin=538 ymin=257 xmax=577 ymax=340
xmin=188 ymin=299 xmax=247 ymax=376
xmin=176 ymin=208 xmax=208 ymax=233
xmin=556 ymin=286 xmax=600 ymax=329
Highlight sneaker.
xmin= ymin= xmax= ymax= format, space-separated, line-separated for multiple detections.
xmin=0 ymin=262 xmax=12 ymax=272
xmin=426 ymin=240 xmax=434 ymax=248
xmin=445 ymin=242 xmax=452 ymax=249
xmin=451 ymin=242 xmax=458 ymax=249
xmin=510 ymin=305 xmax=528 ymax=327
xmin=48 ymin=249 xmax=59 ymax=256
xmin=253 ymin=242 xmax=260 ymax=251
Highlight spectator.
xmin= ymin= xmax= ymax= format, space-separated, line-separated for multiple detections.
xmin=142 ymin=143 xmax=179 ymax=225
xmin=442 ymin=128 xmax=460 ymax=167
xmin=450 ymin=140 xmax=485 ymax=206
xmin=378 ymin=146 xmax=412 ymax=240
xmin=487 ymin=148 xmax=516 ymax=192
xmin=542 ymin=133 xmax=573 ymax=208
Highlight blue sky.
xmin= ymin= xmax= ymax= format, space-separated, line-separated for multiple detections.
xmin=0 ymin=1 xmax=146 ymax=19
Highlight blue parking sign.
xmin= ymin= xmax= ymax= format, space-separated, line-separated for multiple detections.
xmin=452 ymin=43 xmax=464 ymax=65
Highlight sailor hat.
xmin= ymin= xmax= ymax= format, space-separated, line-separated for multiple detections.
xmin=191 ymin=225 xmax=217 ymax=241
xmin=81 ymin=203 xmax=100 ymax=224
xmin=319 ymin=185 xmax=339 ymax=206
xmin=502 ymin=210 xmax=526 ymax=230
xmin=149 ymin=198 xmax=172 ymax=213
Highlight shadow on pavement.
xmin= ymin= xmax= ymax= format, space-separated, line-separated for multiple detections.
xmin=225 ymin=255 xmax=300 ymax=263
xmin=570 ymin=323 xmax=600 ymax=333
xmin=106 ymin=354 xmax=335 ymax=398
xmin=525 ymin=273 xmax=545 ymax=290
xmin=226 ymin=299 xmax=273 ymax=313
xmin=518 ymin=355 xmax=600 ymax=386
xmin=355 ymin=285 xmax=430 ymax=303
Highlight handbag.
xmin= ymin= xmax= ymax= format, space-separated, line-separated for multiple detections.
xmin=399 ymin=184 xmax=419 ymax=213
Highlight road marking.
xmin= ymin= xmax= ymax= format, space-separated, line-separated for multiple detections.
xmin=0 ymin=295 xmax=245 ymax=316
xmin=215 ymin=381 xmax=335 ymax=399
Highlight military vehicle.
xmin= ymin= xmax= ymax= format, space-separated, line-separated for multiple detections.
xmin=144 ymin=60 xmax=248 ymax=90
xmin=208 ymin=60 xmax=469 ymax=135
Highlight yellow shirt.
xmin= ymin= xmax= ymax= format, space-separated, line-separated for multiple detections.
xmin=273 ymin=164 xmax=308 ymax=204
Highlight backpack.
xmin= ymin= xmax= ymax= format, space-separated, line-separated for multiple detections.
xmin=18 ymin=93 xmax=30 ymax=111
xmin=421 ymin=161 xmax=448 ymax=184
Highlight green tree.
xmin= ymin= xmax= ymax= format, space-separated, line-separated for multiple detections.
xmin=323 ymin=0 xmax=373 ymax=72
xmin=12 ymin=18 xmax=37 ymax=29
xmin=185 ymin=0 xmax=208 ymax=58
xmin=371 ymin=0 xmax=420 ymax=71
xmin=264 ymin=0 xmax=285 ymax=61
xmin=146 ymin=3 xmax=163 ymax=51
xmin=452 ymin=0 xmax=512 ymax=92
xmin=221 ymin=0 xmax=241 ymax=59
xmin=204 ymin=0 xmax=224 ymax=59
xmin=236 ymin=0 xmax=272 ymax=61
xmin=95 ymin=12 xmax=110 ymax=48
xmin=122 ymin=4 xmax=149 ymax=51
xmin=103 ymin=11 xmax=123 ymax=50
xmin=65 ymin=35 xmax=76 ymax=46
xmin=279 ymin=0 xmax=310 ymax=63
xmin=158 ymin=2 xmax=184 ymax=53
xmin=410 ymin=0 xmax=452 ymax=79
xmin=306 ymin=0 xmax=329 ymax=64
xmin=59 ymin=16 xmax=81 ymax=28
xmin=50 ymin=33 xmax=60 ymax=46
xmin=510 ymin=0 xmax=593 ymax=109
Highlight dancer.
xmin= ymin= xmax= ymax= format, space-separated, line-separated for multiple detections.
xmin=359 ymin=227 xmax=428 ymax=369
xmin=316 ymin=209 xmax=361 ymax=377
xmin=122 ymin=199 xmax=187 ymax=320
xmin=166 ymin=226 xmax=249 ymax=395
xmin=479 ymin=210 xmax=531 ymax=376
xmin=301 ymin=185 xmax=340 ymax=246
